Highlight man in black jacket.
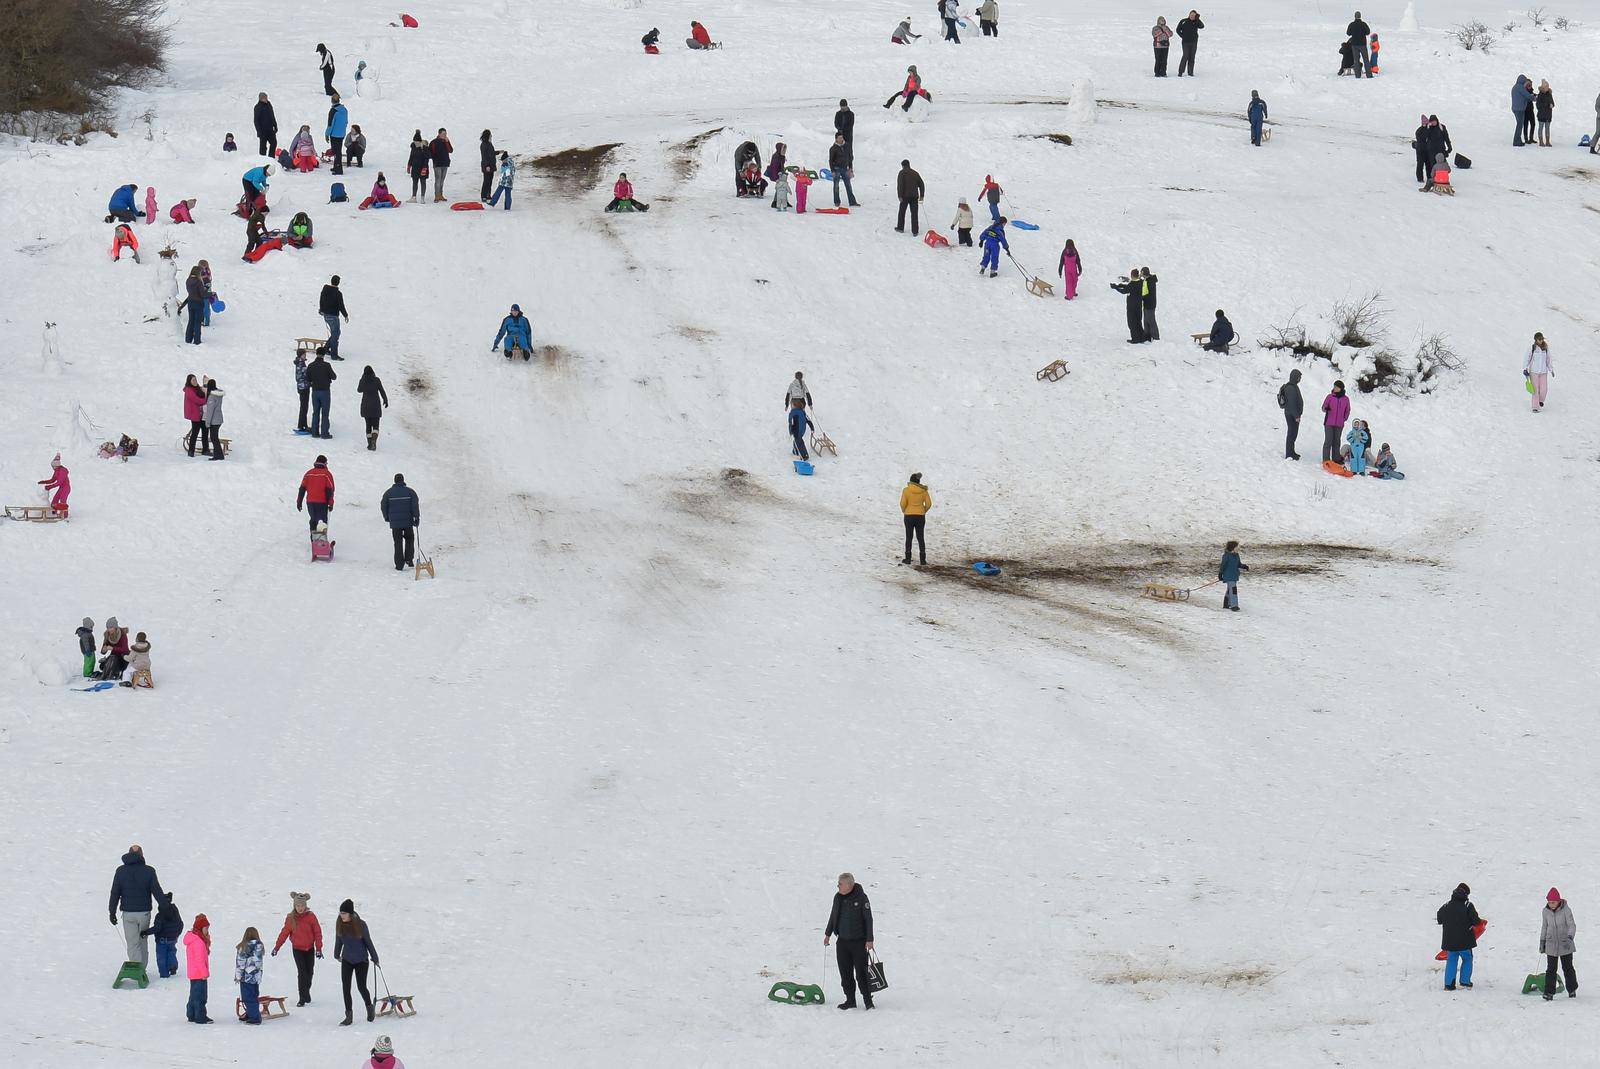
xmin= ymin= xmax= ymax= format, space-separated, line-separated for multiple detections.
xmin=306 ymin=353 xmax=338 ymax=438
xmin=823 ymin=873 xmax=875 ymax=1010
xmin=1111 ymin=271 xmax=1147 ymax=343
xmin=1347 ymin=12 xmax=1371 ymax=78
xmin=1277 ymin=368 xmax=1303 ymax=459
xmin=1436 ymin=882 xmax=1482 ymax=990
xmin=1139 ymin=267 xmax=1160 ymax=341
xmin=1203 ymin=309 xmax=1234 ymax=353
xmin=254 ymin=93 xmax=278 ymax=157
xmin=1422 ymin=116 xmax=1452 ymax=174
xmin=379 ymin=474 xmax=421 ymax=571
xmin=429 ymin=128 xmax=453 ymax=202
xmin=834 ymin=99 xmax=854 ymax=145
xmin=1175 ymin=11 xmax=1204 ymax=76
xmin=479 ymin=130 xmax=497 ymax=202
xmin=110 ymin=845 xmax=166 ymax=968
xmin=319 ymin=275 xmax=349 ymax=361
xmin=895 ymin=159 xmax=924 ymax=235
xmin=829 ymin=135 xmax=859 ymax=208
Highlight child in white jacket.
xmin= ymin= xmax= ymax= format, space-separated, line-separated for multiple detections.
xmin=951 ymin=199 xmax=973 ymax=245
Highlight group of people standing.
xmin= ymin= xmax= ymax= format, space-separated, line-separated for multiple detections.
xmin=1151 ymin=11 xmax=1204 ymax=77
xmin=1437 ymin=883 xmax=1580 ymax=1001
xmin=1511 ymin=75 xmax=1559 ymax=147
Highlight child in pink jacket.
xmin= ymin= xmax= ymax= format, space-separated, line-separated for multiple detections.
xmin=363 ymin=1035 xmax=405 ymax=1069
xmin=793 ymin=169 xmax=814 ymax=213
xmin=184 ymin=914 xmax=213 ymax=1023
xmin=38 ymin=455 xmax=70 ymax=517
xmin=144 ymin=187 xmax=157 ymax=224
xmin=169 ymin=199 xmax=197 ymax=224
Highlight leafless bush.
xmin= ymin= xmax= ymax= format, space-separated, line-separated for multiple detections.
xmin=1503 ymin=21 xmax=1517 ymax=34
xmin=0 ymin=0 xmax=169 ymax=120
xmin=1527 ymin=7 xmax=1547 ymax=26
xmin=1555 ymin=16 xmax=1569 ymax=30
xmin=1450 ymin=21 xmax=1496 ymax=51
xmin=1333 ymin=292 xmax=1387 ymax=348
xmin=1258 ymin=314 xmax=1333 ymax=360
xmin=1416 ymin=332 xmax=1463 ymax=383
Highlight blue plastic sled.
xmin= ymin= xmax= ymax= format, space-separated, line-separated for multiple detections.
xmin=75 ymin=681 xmax=117 ymax=693
xmin=794 ymin=460 xmax=814 ymax=476
xmin=818 ymin=168 xmax=833 ymax=181
xmin=1583 ymin=135 xmax=1592 ymax=147
xmin=972 ymin=561 xmax=1001 ymax=576
xmin=209 ymin=295 xmax=225 ymax=313
xmin=1011 ymin=221 xmax=1040 ymax=231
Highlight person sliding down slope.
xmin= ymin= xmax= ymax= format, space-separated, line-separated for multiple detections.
xmin=686 ymin=21 xmax=719 ymax=49
xmin=493 ymin=304 xmax=533 ymax=360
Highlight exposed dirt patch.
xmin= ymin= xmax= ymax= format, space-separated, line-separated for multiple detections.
xmin=535 ymin=344 xmax=571 ymax=365
xmin=526 ymin=143 xmax=622 ymax=193
xmin=404 ymin=372 xmax=432 ymax=396
xmin=1099 ymin=962 xmax=1274 ymax=988
xmin=1022 ymin=133 xmax=1074 ymax=146
xmin=674 ymin=324 xmax=719 ymax=344
xmin=672 ymin=467 xmax=785 ymax=522
xmin=1558 ymin=166 xmax=1598 ymax=182
xmin=671 ymin=127 xmax=725 ymax=180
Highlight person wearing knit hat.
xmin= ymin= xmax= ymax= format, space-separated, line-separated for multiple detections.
xmin=364 ymin=1034 xmax=405 ymax=1069
xmin=99 ymin=618 xmax=130 ymax=680
xmin=1436 ymin=882 xmax=1481 ymax=990
xmin=76 ymin=617 xmax=96 ymax=678
xmin=1541 ymin=888 xmax=1578 ymax=1000
xmin=184 ymin=914 xmax=213 ymax=1023
xmin=335 ymin=900 xmax=380 ymax=1025
xmin=272 ymin=891 xmax=324 ymax=1006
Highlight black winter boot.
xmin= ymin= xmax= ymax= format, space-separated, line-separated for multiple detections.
xmin=837 ymin=999 xmax=857 ymax=1010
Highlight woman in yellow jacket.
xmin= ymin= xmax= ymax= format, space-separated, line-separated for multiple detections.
xmin=900 ymin=473 xmax=931 ymax=565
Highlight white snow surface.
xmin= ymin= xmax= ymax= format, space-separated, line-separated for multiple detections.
xmin=3 ymin=1 xmax=1600 ymax=1066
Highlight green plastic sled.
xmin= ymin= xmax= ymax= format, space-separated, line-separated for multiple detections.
xmin=113 ymin=961 xmax=149 ymax=989
xmin=767 ymin=981 xmax=825 ymax=1005
xmin=1523 ymin=973 xmax=1564 ymax=995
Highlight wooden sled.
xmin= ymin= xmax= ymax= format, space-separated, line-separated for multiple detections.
xmin=236 ymin=995 xmax=289 ymax=1020
xmin=809 ymin=429 xmax=838 ymax=457
xmin=1421 ymin=183 xmax=1454 ymax=196
xmin=175 ymin=436 xmax=231 ymax=456
xmin=294 ymin=337 xmax=327 ymax=357
xmin=377 ymin=994 xmax=418 ymax=1018
xmin=414 ymin=550 xmax=435 ymax=580
xmin=1025 ymin=277 xmax=1055 ymax=298
xmin=1036 ymin=359 xmax=1069 ymax=382
xmin=5 ymin=504 xmax=67 ymax=523
xmin=1141 ymin=582 xmax=1190 ymax=602
xmin=1190 ymin=332 xmax=1239 ymax=353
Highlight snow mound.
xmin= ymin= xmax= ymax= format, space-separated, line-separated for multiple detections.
xmin=1069 ymin=78 xmax=1096 ymax=125
xmin=1400 ymin=2 xmax=1420 ymax=31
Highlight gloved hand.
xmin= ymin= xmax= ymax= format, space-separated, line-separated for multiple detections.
xmin=110 ymin=913 xmax=118 ymax=926
xmin=315 ymin=950 xmax=323 ymax=959
xmin=271 ymin=948 xmax=279 ymax=956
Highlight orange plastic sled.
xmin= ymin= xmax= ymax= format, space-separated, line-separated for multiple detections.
xmin=923 ymin=230 xmax=950 ymax=249
xmin=450 ymin=202 xmax=485 ymax=211
xmin=1322 ymin=460 xmax=1355 ymax=478
xmin=811 ymin=207 xmax=849 ymax=215
xmin=1435 ymin=920 xmax=1487 ymax=961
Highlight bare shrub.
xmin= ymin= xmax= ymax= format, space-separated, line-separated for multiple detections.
xmin=1555 ymin=16 xmax=1569 ymax=30
xmin=1503 ymin=21 xmax=1517 ymax=34
xmin=1450 ymin=20 xmax=1496 ymax=51
xmin=1333 ymin=292 xmax=1387 ymax=348
xmin=1416 ymin=332 xmax=1463 ymax=385
xmin=0 ymin=0 xmax=169 ymax=119
xmin=1258 ymin=314 xmax=1333 ymax=360
xmin=1527 ymin=7 xmax=1547 ymax=26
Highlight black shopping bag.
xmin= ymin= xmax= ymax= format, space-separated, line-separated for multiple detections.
xmin=1454 ymin=153 xmax=1472 ymax=169
xmin=865 ymin=949 xmax=888 ymax=993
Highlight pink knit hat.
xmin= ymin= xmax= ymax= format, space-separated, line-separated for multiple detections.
xmin=1548 ymin=888 xmax=1562 ymax=902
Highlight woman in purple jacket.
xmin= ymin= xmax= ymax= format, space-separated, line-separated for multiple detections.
xmin=1321 ymin=380 xmax=1350 ymax=463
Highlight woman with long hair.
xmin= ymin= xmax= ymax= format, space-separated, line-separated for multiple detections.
xmin=235 ymin=926 xmax=265 ymax=1024
xmin=357 ymin=366 xmax=389 ymax=450
xmin=335 ymin=899 xmax=380 ymax=1025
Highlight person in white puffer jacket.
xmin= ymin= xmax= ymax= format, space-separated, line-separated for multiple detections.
xmin=1524 ymin=332 xmax=1553 ymax=412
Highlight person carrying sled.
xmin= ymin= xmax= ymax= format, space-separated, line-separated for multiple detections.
xmin=1218 ymin=540 xmax=1248 ymax=611
xmin=489 ymin=153 xmax=515 ymax=209
xmin=380 ymin=474 xmax=420 ymax=571
xmin=1204 ymin=309 xmax=1234 ymax=352
xmin=686 ymin=20 xmax=718 ymax=49
xmin=1248 ymin=90 xmax=1269 ymax=146
xmin=823 ymin=873 xmax=876 ymax=1010
xmin=1542 ymin=888 xmax=1578 ymax=1000
xmin=978 ymin=216 xmax=1008 ymax=277
xmin=884 ymin=66 xmax=927 ymax=112
xmin=38 ymin=454 xmax=70 ymax=517
xmin=1111 ymin=271 xmax=1147 ymax=343
xmin=1058 ymin=238 xmax=1082 ymax=299
xmin=829 ymin=134 xmax=858 ymax=207
xmin=107 ymin=183 xmax=139 ymax=223
xmin=298 ymin=456 xmax=336 ymax=533
xmin=789 ymin=401 xmax=810 ymax=461
xmin=891 ymin=16 xmax=920 ymax=44
xmin=1437 ymin=883 xmax=1481 ymax=990
xmin=493 ymin=304 xmax=534 ymax=359
xmin=900 ymin=473 xmax=931 ymax=565
xmin=110 ymin=845 xmax=166 ymax=967
xmin=605 ymin=173 xmax=650 ymax=212
xmin=642 ymin=27 xmax=661 ymax=53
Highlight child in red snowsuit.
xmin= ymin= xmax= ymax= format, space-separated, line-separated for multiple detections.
xmin=39 ymin=455 xmax=71 ymax=517
xmin=793 ymin=170 xmax=813 ymax=213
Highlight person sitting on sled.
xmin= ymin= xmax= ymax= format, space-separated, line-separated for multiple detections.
xmin=604 ymin=173 xmax=650 ymax=212
xmin=38 ymin=454 xmax=71 ymax=517
xmin=223 ymin=132 xmax=237 ymax=152
xmin=686 ymin=21 xmax=718 ymax=49
xmin=891 ymin=17 xmax=921 ymax=43
xmin=1423 ymin=152 xmax=1451 ymax=192
xmin=287 ymin=211 xmax=314 ymax=247
xmin=884 ymin=65 xmax=928 ymax=112
xmin=367 ymin=174 xmax=398 ymax=208
xmin=1373 ymin=443 xmax=1402 ymax=479
xmin=737 ymin=160 xmax=767 ymax=197
xmin=110 ymin=223 xmax=140 ymax=262
xmin=124 ymin=633 xmax=154 ymax=688
xmin=642 ymin=27 xmax=661 ymax=53
xmin=492 ymin=304 xmax=533 ymax=359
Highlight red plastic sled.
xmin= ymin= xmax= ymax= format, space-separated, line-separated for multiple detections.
xmin=812 ymin=207 xmax=850 ymax=215
xmin=1321 ymin=460 xmax=1355 ymax=478
xmin=450 ymin=201 xmax=485 ymax=211
xmin=923 ymin=230 xmax=951 ymax=248
xmin=243 ymin=236 xmax=285 ymax=262
xmin=1435 ymin=920 xmax=1487 ymax=961
xmin=400 ymin=13 xmax=418 ymax=27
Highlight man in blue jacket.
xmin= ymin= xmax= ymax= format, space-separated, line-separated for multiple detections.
xmin=243 ymin=163 xmax=273 ymax=206
xmin=492 ymin=304 xmax=533 ymax=359
xmin=106 ymin=184 xmax=139 ymax=223
xmin=325 ymin=94 xmax=349 ymax=175
xmin=978 ymin=216 xmax=1009 ymax=278
xmin=788 ymin=401 xmax=809 ymax=461
xmin=110 ymin=845 xmax=166 ymax=967
xmin=379 ymin=473 xmax=420 ymax=571
xmin=1247 ymin=91 xmax=1268 ymax=146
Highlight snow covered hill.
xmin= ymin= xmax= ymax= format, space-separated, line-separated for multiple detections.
xmin=3 ymin=1 xmax=1600 ymax=1065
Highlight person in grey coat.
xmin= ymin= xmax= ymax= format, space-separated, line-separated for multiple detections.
xmin=1542 ymin=888 xmax=1578 ymax=1000
xmin=202 ymin=380 xmax=226 ymax=461
xmin=1277 ymin=369 xmax=1304 ymax=459
xmin=379 ymin=474 xmax=420 ymax=572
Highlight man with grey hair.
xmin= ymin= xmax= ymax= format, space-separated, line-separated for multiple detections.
xmin=109 ymin=844 xmax=166 ymax=967
xmin=823 ymin=872 xmax=875 ymax=1010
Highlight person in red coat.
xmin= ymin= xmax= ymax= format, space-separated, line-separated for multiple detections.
xmin=687 ymin=21 xmax=717 ymax=49
xmin=271 ymin=893 xmax=324 ymax=1007
xmin=297 ymin=455 xmax=336 ymax=533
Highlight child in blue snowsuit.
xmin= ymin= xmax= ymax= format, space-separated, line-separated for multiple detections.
xmin=979 ymin=217 xmax=1008 ymax=277
xmin=1345 ymin=421 xmax=1370 ymax=474
xmin=1248 ymin=91 xmax=1269 ymax=146
xmin=492 ymin=304 xmax=533 ymax=358
xmin=149 ymin=892 xmax=184 ymax=977
xmin=788 ymin=402 xmax=809 ymax=460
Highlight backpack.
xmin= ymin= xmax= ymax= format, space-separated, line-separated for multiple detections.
xmin=276 ymin=149 xmax=292 ymax=169
xmin=330 ymin=182 xmax=347 ymax=203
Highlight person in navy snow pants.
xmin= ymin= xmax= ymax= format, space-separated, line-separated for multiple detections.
xmin=978 ymin=217 xmax=1009 ymax=276
xmin=789 ymin=403 xmax=809 ymax=460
